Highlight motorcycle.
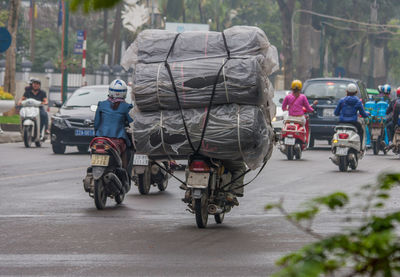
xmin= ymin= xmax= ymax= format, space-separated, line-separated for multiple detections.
xmin=183 ymin=155 xmax=235 ymax=228
xmin=387 ymin=126 xmax=400 ymax=156
xmin=279 ymin=115 xmax=310 ymax=160
xmin=132 ymin=154 xmax=171 ymax=195
xmin=83 ymin=137 xmax=131 ymax=210
xmin=19 ymin=98 xmax=45 ymax=148
xmin=330 ymin=120 xmax=366 ymax=172
xmin=368 ymin=118 xmax=388 ymax=155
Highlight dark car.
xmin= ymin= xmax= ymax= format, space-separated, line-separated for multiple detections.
xmin=50 ymin=85 xmax=132 ymax=154
xmin=303 ymin=78 xmax=368 ymax=147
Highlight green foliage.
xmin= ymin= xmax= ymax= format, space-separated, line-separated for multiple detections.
xmin=0 ymin=10 xmax=8 ymax=27
xmin=0 ymin=115 xmax=20 ymax=124
xmin=266 ymin=173 xmax=400 ymax=276
xmin=69 ymin=0 xmax=121 ymax=13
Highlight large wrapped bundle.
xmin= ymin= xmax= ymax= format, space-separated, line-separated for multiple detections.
xmin=133 ymin=55 xmax=273 ymax=111
xmin=132 ymin=104 xmax=273 ymax=170
xmin=121 ymin=26 xmax=279 ymax=76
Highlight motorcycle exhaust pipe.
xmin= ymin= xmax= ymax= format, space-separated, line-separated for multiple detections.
xmin=104 ymin=172 xmax=124 ymax=194
xmin=208 ymin=204 xmax=223 ymax=215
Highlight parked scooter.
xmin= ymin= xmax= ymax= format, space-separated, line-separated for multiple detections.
xmin=279 ymin=114 xmax=310 ymax=160
xmin=330 ymin=120 xmax=366 ymax=172
xmin=19 ymin=98 xmax=45 ymax=147
xmin=83 ymin=137 xmax=131 ymax=209
xmin=182 ymin=155 xmax=235 ymax=228
xmin=132 ymin=154 xmax=171 ymax=194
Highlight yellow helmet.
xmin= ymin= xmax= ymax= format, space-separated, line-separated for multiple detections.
xmin=291 ymin=79 xmax=302 ymax=91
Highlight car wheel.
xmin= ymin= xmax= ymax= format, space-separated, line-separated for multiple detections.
xmin=52 ymin=143 xmax=66 ymax=154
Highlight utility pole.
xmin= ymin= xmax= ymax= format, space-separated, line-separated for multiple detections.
xmin=368 ymin=0 xmax=378 ymax=88
xmin=61 ymin=0 xmax=69 ymax=103
xmin=29 ymin=0 xmax=35 ymax=62
xmin=319 ymin=21 xmax=325 ymax=77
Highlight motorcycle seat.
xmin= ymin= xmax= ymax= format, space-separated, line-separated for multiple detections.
xmin=334 ymin=124 xmax=357 ymax=132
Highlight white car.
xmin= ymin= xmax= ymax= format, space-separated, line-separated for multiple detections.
xmin=272 ymin=90 xmax=290 ymax=131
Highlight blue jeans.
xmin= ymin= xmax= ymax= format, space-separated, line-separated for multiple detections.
xmin=39 ymin=107 xmax=48 ymax=132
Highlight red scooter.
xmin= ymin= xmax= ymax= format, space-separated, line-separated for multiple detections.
xmin=279 ymin=113 xmax=311 ymax=160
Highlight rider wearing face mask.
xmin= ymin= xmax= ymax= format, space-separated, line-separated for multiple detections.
xmin=334 ymin=83 xmax=369 ymax=147
xmin=94 ymin=79 xmax=133 ymax=170
xmin=18 ymin=77 xmax=49 ymax=134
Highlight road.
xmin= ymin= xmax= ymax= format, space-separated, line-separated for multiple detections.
xmin=1 ymin=141 xmax=400 ymax=276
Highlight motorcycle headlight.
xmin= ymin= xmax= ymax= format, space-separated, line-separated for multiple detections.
xmin=52 ymin=116 xmax=67 ymax=128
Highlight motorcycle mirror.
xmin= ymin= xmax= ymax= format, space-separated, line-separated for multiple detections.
xmin=90 ymin=105 xmax=98 ymax=112
xmin=53 ymin=101 xmax=62 ymax=108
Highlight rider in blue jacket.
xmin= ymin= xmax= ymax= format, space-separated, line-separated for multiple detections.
xmin=334 ymin=83 xmax=369 ymax=146
xmin=94 ymin=79 xmax=133 ymax=168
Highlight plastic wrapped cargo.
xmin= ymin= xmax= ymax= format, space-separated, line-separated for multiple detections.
xmin=132 ymin=104 xmax=273 ymax=170
xmin=133 ymin=55 xmax=272 ymax=111
xmin=121 ymin=26 xmax=279 ymax=76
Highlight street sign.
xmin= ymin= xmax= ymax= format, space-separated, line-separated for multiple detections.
xmin=73 ymin=43 xmax=83 ymax=54
xmin=0 ymin=27 xmax=12 ymax=53
xmin=77 ymin=30 xmax=84 ymax=42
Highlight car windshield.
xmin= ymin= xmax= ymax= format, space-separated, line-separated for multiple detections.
xmin=64 ymin=87 xmax=132 ymax=107
xmin=273 ymin=91 xmax=289 ymax=107
xmin=304 ymin=81 xmax=356 ymax=100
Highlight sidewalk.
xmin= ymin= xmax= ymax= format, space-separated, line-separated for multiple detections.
xmin=0 ymin=131 xmax=22 ymax=144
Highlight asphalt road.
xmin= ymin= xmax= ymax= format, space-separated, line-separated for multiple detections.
xmin=1 ymin=141 xmax=400 ymax=276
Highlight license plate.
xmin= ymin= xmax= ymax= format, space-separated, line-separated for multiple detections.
xmin=371 ymin=128 xmax=381 ymax=136
xmin=187 ymin=172 xmax=209 ymax=188
xmin=75 ymin=129 xmax=95 ymax=136
xmin=91 ymin=154 xmax=110 ymax=166
xmin=323 ymin=108 xmax=335 ymax=117
xmin=133 ymin=154 xmax=149 ymax=166
xmin=336 ymin=147 xmax=348 ymax=156
xmin=284 ymin=137 xmax=295 ymax=145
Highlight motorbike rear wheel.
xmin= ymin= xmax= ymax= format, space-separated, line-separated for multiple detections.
xmin=157 ymin=177 xmax=168 ymax=191
xmin=115 ymin=193 xmax=125 ymax=204
xmin=23 ymin=126 xmax=32 ymax=148
xmin=339 ymin=156 xmax=348 ymax=172
xmin=138 ymin=166 xmax=151 ymax=195
xmin=35 ymin=140 xmax=41 ymax=147
xmin=294 ymin=144 xmax=302 ymax=160
xmin=214 ymin=212 xmax=225 ymax=224
xmin=94 ymin=179 xmax=107 ymax=210
xmin=372 ymin=140 xmax=379 ymax=155
xmin=286 ymin=145 xmax=294 ymax=160
xmin=195 ymin=193 xmax=209 ymax=228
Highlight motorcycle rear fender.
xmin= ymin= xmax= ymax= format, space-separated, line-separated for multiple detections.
xmin=92 ymin=166 xmax=106 ymax=180
xmin=192 ymin=188 xmax=204 ymax=199
xmin=23 ymin=119 xmax=35 ymax=126
xmin=134 ymin=165 xmax=147 ymax=174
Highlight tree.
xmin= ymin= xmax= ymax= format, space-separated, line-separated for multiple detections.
xmin=4 ymin=0 xmax=21 ymax=96
xmin=276 ymin=0 xmax=296 ymax=89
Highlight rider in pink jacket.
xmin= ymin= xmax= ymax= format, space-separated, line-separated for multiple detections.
xmin=282 ymin=80 xmax=315 ymax=116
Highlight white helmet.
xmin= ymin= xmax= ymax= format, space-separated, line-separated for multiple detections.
xmin=346 ymin=83 xmax=357 ymax=94
xmin=109 ymin=79 xmax=127 ymax=99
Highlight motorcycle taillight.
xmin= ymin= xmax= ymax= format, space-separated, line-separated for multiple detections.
xmin=189 ymin=160 xmax=210 ymax=172
xmin=338 ymin=133 xmax=349 ymax=139
xmin=91 ymin=143 xmax=109 ymax=153
xmin=286 ymin=125 xmax=296 ymax=130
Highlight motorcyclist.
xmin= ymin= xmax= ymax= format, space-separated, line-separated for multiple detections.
xmin=385 ymin=87 xmax=400 ymax=143
xmin=378 ymin=84 xmax=391 ymax=102
xmin=94 ymin=79 xmax=133 ymax=170
xmin=334 ymin=83 xmax=369 ymax=147
xmin=18 ymin=77 xmax=49 ymax=135
xmin=281 ymin=80 xmax=317 ymax=144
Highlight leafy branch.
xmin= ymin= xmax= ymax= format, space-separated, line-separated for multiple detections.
xmin=266 ymin=173 xmax=400 ymax=277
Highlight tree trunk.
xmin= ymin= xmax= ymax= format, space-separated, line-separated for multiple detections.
xmin=198 ymin=0 xmax=204 ymax=24
xmin=296 ymin=0 xmax=313 ymax=80
xmin=30 ymin=0 xmax=35 ymax=63
xmin=111 ymin=3 xmax=122 ymax=65
xmin=4 ymin=0 xmax=21 ymax=96
xmin=277 ymin=0 xmax=295 ymax=89
xmin=103 ymin=10 xmax=109 ymax=64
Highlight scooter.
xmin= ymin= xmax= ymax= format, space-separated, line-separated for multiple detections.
xmin=19 ymin=98 xmax=45 ymax=148
xmin=83 ymin=137 xmax=132 ymax=210
xmin=368 ymin=118 xmax=388 ymax=155
xmin=330 ymin=119 xmax=366 ymax=172
xmin=182 ymin=155 xmax=235 ymax=228
xmin=387 ymin=126 xmax=400 ymax=156
xmin=132 ymin=154 xmax=171 ymax=194
xmin=279 ymin=114 xmax=310 ymax=160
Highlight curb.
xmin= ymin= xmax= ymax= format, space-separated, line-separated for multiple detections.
xmin=0 ymin=131 xmax=22 ymax=144
xmin=1 ymin=123 xmax=20 ymax=132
